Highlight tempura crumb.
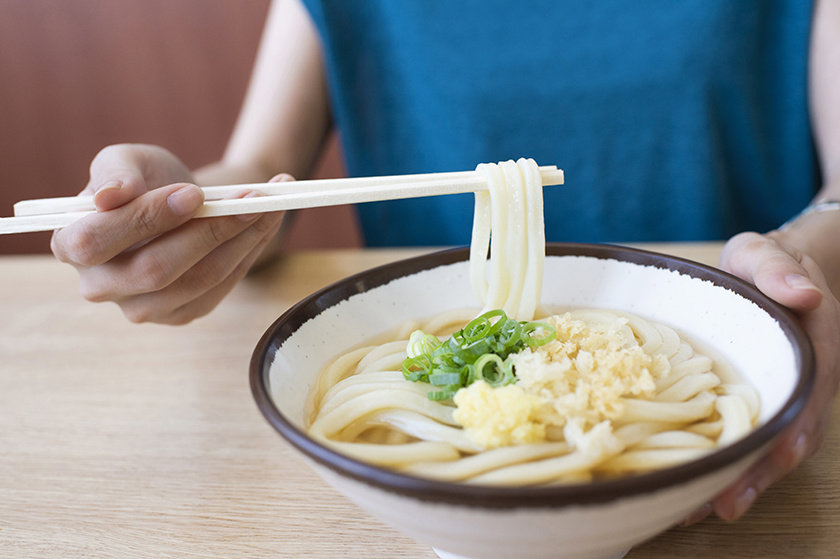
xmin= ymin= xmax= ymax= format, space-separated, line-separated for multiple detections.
xmin=454 ymin=313 xmax=671 ymax=451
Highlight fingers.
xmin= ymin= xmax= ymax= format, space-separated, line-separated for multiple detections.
xmin=712 ymin=232 xmax=840 ymax=521
xmin=148 ymin=213 xmax=285 ymax=324
xmin=712 ymin=441 xmax=795 ymax=521
xmin=52 ymin=183 xmax=205 ymax=267
xmin=115 ymin=210 xmax=286 ymax=324
xmin=679 ymin=503 xmax=713 ymax=527
xmin=76 ymin=189 xmax=273 ymax=300
xmin=53 ymin=144 xmax=201 ymax=268
xmin=67 ymin=180 xmax=287 ymax=324
xmin=711 ymin=405 xmax=825 ymax=521
xmin=720 ymin=232 xmax=823 ymax=312
xmin=711 ymin=395 xmax=827 ymax=522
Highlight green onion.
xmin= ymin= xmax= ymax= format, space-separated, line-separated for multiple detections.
xmin=521 ymin=321 xmax=556 ymax=347
xmin=429 ymin=372 xmax=462 ymax=386
xmin=428 ymin=386 xmax=460 ymax=401
xmin=401 ymin=309 xmax=557 ymax=400
xmin=406 ymin=330 xmax=441 ymax=358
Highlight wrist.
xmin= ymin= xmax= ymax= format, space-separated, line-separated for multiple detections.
xmin=779 ymin=200 xmax=840 ymax=232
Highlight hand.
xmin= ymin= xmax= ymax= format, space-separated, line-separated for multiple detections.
xmin=681 ymin=231 xmax=840 ymax=525
xmin=51 ymin=144 xmax=287 ymax=325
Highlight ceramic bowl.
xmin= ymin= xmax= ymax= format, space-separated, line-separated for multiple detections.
xmin=250 ymin=243 xmax=814 ymax=559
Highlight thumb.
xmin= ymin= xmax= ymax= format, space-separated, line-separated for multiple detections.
xmin=88 ymin=145 xmax=155 ymax=211
xmin=86 ymin=145 xmax=173 ymax=211
xmin=720 ymin=232 xmax=824 ymax=312
xmin=91 ymin=178 xmax=147 ymax=212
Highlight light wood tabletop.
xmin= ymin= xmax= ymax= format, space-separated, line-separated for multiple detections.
xmin=1 ymin=243 xmax=838 ymax=559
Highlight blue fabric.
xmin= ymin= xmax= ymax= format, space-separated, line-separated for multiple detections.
xmin=302 ymin=0 xmax=817 ymax=246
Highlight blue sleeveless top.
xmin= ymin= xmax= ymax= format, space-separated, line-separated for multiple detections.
xmin=302 ymin=1 xmax=817 ymax=246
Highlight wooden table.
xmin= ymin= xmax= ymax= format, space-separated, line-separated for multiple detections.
xmin=1 ymin=244 xmax=838 ymax=559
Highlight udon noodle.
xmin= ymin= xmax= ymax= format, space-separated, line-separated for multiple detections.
xmin=305 ymin=158 xmax=759 ymax=486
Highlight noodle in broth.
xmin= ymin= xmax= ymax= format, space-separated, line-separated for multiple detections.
xmin=305 ymin=159 xmax=759 ymax=486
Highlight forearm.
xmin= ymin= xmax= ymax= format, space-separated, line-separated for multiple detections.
xmin=192 ymin=160 xmax=277 ymax=187
xmin=196 ymin=0 xmax=331 ymax=188
xmin=713 ymin=0 xmax=840 ymax=522
xmin=224 ymin=0 xmax=330 ymax=182
xmin=777 ymin=0 xmax=840 ymax=298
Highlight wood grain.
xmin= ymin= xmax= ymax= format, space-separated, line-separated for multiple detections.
xmin=1 ymin=245 xmax=837 ymax=559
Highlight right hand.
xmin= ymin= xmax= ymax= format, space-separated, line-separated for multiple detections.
xmin=51 ymin=144 xmax=287 ymax=324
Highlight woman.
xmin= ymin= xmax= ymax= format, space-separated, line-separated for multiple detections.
xmin=50 ymin=0 xmax=840 ymax=525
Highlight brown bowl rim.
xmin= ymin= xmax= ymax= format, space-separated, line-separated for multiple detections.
xmin=250 ymin=243 xmax=814 ymax=509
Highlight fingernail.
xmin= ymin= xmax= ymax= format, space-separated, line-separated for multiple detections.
xmin=96 ymin=180 xmax=122 ymax=194
xmin=238 ymin=191 xmax=261 ymax=222
xmin=167 ymin=185 xmax=203 ymax=217
xmin=268 ymin=173 xmax=295 ymax=183
xmin=791 ymin=433 xmax=808 ymax=465
xmin=733 ymin=487 xmax=757 ymax=519
xmin=93 ymin=180 xmax=125 ymax=209
xmin=785 ymin=274 xmax=821 ymax=292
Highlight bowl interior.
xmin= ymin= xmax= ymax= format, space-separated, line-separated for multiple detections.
xmin=251 ymin=243 xmax=813 ymax=505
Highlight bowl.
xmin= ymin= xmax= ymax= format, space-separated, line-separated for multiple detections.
xmin=250 ymin=243 xmax=814 ymax=559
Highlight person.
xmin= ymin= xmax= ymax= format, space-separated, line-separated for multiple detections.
xmin=49 ymin=0 xmax=840 ymax=527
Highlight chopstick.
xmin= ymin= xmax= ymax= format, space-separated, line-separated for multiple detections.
xmin=1 ymin=166 xmax=564 ymax=235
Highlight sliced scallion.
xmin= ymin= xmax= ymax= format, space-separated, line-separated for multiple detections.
xmin=401 ymin=309 xmax=557 ymax=400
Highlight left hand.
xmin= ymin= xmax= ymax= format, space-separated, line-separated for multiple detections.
xmin=682 ymin=231 xmax=840 ymax=524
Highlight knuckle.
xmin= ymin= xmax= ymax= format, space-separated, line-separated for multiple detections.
xmin=196 ymin=213 xmax=254 ymax=251
xmin=240 ymin=213 xmax=284 ymax=247
xmin=120 ymin=299 xmax=162 ymax=325
xmin=89 ymin=145 xmax=117 ymax=173
xmin=251 ymin=213 xmax=283 ymax=236
xmin=132 ymin=252 xmax=177 ymax=292
xmin=122 ymin=306 xmax=153 ymax=324
xmin=131 ymin=203 xmax=164 ymax=238
xmin=78 ymin=280 xmax=109 ymax=303
xmin=54 ymin=223 xmax=107 ymax=267
xmin=733 ymin=231 xmax=767 ymax=253
xmin=123 ymin=300 xmax=200 ymax=326
xmin=188 ymin=257 xmax=229 ymax=293
xmin=204 ymin=217 xmax=232 ymax=247
xmin=49 ymin=232 xmax=68 ymax=263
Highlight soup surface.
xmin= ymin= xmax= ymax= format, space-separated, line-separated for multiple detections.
xmin=305 ymin=306 xmax=758 ymax=485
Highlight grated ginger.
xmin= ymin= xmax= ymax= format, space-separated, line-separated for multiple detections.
xmin=453 ymin=381 xmax=546 ymax=449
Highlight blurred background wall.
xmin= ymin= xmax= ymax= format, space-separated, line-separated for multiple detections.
xmin=0 ymin=0 xmax=359 ymax=255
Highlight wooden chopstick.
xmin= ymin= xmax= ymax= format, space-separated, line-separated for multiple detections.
xmin=0 ymin=166 xmax=563 ymax=235
xmin=12 ymin=166 xmax=563 ymax=216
